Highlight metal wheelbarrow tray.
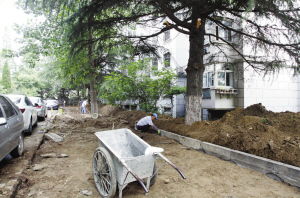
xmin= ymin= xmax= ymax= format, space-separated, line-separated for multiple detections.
xmin=93 ymin=128 xmax=186 ymax=198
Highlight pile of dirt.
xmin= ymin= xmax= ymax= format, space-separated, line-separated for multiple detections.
xmin=103 ymin=104 xmax=300 ymax=167
xmin=49 ymin=113 xmax=129 ymax=135
xmin=99 ymin=105 xmax=121 ymax=116
xmin=242 ymin=103 xmax=274 ymax=117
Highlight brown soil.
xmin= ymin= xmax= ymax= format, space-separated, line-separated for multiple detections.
xmin=15 ymin=110 xmax=300 ymax=197
xmin=102 ymin=104 xmax=300 ymax=167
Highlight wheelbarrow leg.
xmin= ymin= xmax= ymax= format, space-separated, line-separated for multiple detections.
xmin=118 ymin=184 xmax=124 ymax=198
xmin=146 ymin=177 xmax=151 ymax=191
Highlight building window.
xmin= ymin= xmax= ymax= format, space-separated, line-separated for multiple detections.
xmin=164 ymin=52 xmax=171 ymax=67
xmin=202 ymin=89 xmax=211 ymax=99
xmin=204 ymin=47 xmax=209 ymax=55
xmin=224 ymin=29 xmax=232 ymax=42
xmin=203 ymin=73 xmax=208 ymax=87
xmin=224 ymin=21 xmax=233 ymax=42
xmin=164 ymin=30 xmax=170 ymax=41
xmin=203 ymin=72 xmax=214 ymax=88
xmin=217 ymin=71 xmax=233 ymax=87
xmin=208 ymin=72 xmax=214 ymax=86
xmin=164 ymin=107 xmax=172 ymax=112
xmin=152 ymin=57 xmax=158 ymax=69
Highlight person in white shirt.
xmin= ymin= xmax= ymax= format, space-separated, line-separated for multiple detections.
xmin=135 ymin=113 xmax=160 ymax=134
xmin=81 ymin=100 xmax=88 ymax=114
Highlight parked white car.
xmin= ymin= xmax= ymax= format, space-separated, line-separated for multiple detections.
xmin=46 ymin=99 xmax=59 ymax=110
xmin=0 ymin=95 xmax=24 ymax=161
xmin=29 ymin=96 xmax=47 ymax=121
xmin=5 ymin=94 xmax=38 ymax=134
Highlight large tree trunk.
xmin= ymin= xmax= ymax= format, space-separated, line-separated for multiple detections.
xmin=88 ymin=16 xmax=98 ymax=115
xmin=89 ymin=78 xmax=98 ymax=114
xmin=185 ymin=15 xmax=206 ymax=125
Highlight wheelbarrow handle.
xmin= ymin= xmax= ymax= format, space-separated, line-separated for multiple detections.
xmin=156 ymin=153 xmax=187 ymax=179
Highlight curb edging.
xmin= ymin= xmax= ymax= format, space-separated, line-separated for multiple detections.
xmin=160 ymin=130 xmax=300 ymax=188
xmin=9 ymin=133 xmax=45 ymax=198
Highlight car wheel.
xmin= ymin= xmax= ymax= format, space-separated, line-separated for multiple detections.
xmin=27 ymin=118 xmax=33 ymax=135
xmin=33 ymin=117 xmax=38 ymax=127
xmin=11 ymin=134 xmax=24 ymax=157
xmin=42 ymin=111 xmax=47 ymax=120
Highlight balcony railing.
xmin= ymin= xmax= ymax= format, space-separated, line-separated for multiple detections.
xmin=202 ymin=87 xmax=238 ymax=99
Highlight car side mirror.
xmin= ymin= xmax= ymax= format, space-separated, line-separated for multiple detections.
xmin=0 ymin=117 xmax=7 ymax=126
xmin=34 ymin=103 xmax=39 ymax=107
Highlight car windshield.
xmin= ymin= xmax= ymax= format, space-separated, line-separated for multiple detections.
xmin=29 ymin=97 xmax=39 ymax=104
xmin=5 ymin=95 xmax=21 ymax=104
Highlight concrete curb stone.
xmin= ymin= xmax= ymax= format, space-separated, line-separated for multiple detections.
xmin=9 ymin=132 xmax=45 ymax=198
xmin=160 ymin=129 xmax=300 ymax=188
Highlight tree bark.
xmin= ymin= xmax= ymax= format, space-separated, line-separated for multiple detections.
xmin=89 ymin=77 xmax=98 ymax=114
xmin=185 ymin=12 xmax=206 ymax=125
xmin=87 ymin=16 xmax=98 ymax=115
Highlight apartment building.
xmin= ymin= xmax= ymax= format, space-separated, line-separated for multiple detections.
xmin=149 ymin=18 xmax=300 ymax=119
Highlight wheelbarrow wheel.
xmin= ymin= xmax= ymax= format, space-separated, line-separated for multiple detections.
xmin=93 ymin=147 xmax=117 ymax=198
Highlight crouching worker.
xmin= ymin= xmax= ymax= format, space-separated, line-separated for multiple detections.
xmin=135 ymin=113 xmax=161 ymax=135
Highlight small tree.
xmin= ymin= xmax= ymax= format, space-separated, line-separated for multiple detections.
xmin=100 ymin=60 xmax=176 ymax=112
xmin=1 ymin=62 xmax=12 ymax=93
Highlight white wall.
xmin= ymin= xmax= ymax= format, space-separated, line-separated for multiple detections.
xmin=156 ymin=30 xmax=189 ymax=117
xmin=244 ymin=67 xmax=300 ymax=112
xmin=172 ymin=32 xmax=189 ymax=69
xmin=155 ymin=29 xmax=189 ymax=71
xmin=240 ymin=12 xmax=300 ymax=112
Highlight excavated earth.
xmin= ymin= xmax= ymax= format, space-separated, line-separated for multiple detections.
xmin=14 ymin=107 xmax=300 ymax=197
xmin=104 ymin=104 xmax=300 ymax=167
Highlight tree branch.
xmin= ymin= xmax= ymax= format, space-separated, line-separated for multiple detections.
xmin=205 ymin=33 xmax=260 ymax=71
xmin=153 ymin=0 xmax=192 ymax=29
xmin=207 ymin=16 xmax=300 ymax=47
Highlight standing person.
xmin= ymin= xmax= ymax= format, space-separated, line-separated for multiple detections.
xmin=81 ymin=100 xmax=88 ymax=114
xmin=79 ymin=100 xmax=83 ymax=113
xmin=135 ymin=113 xmax=160 ymax=135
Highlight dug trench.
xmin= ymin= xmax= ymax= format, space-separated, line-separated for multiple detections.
xmin=13 ymin=107 xmax=300 ymax=197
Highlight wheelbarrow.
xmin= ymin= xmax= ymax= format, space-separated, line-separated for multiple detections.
xmin=93 ymin=128 xmax=186 ymax=198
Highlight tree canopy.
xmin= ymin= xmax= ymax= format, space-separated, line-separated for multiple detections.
xmin=21 ymin=0 xmax=300 ymax=124
xmin=33 ymin=0 xmax=299 ymax=67
xmin=100 ymin=59 xmax=177 ymax=112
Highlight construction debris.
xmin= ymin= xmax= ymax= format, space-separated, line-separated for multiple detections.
xmin=45 ymin=133 xmax=64 ymax=142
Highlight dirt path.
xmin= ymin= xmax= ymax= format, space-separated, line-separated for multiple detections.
xmin=16 ymin=112 xmax=300 ymax=198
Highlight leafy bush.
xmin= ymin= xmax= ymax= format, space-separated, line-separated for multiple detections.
xmin=99 ymin=60 xmax=177 ymax=112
